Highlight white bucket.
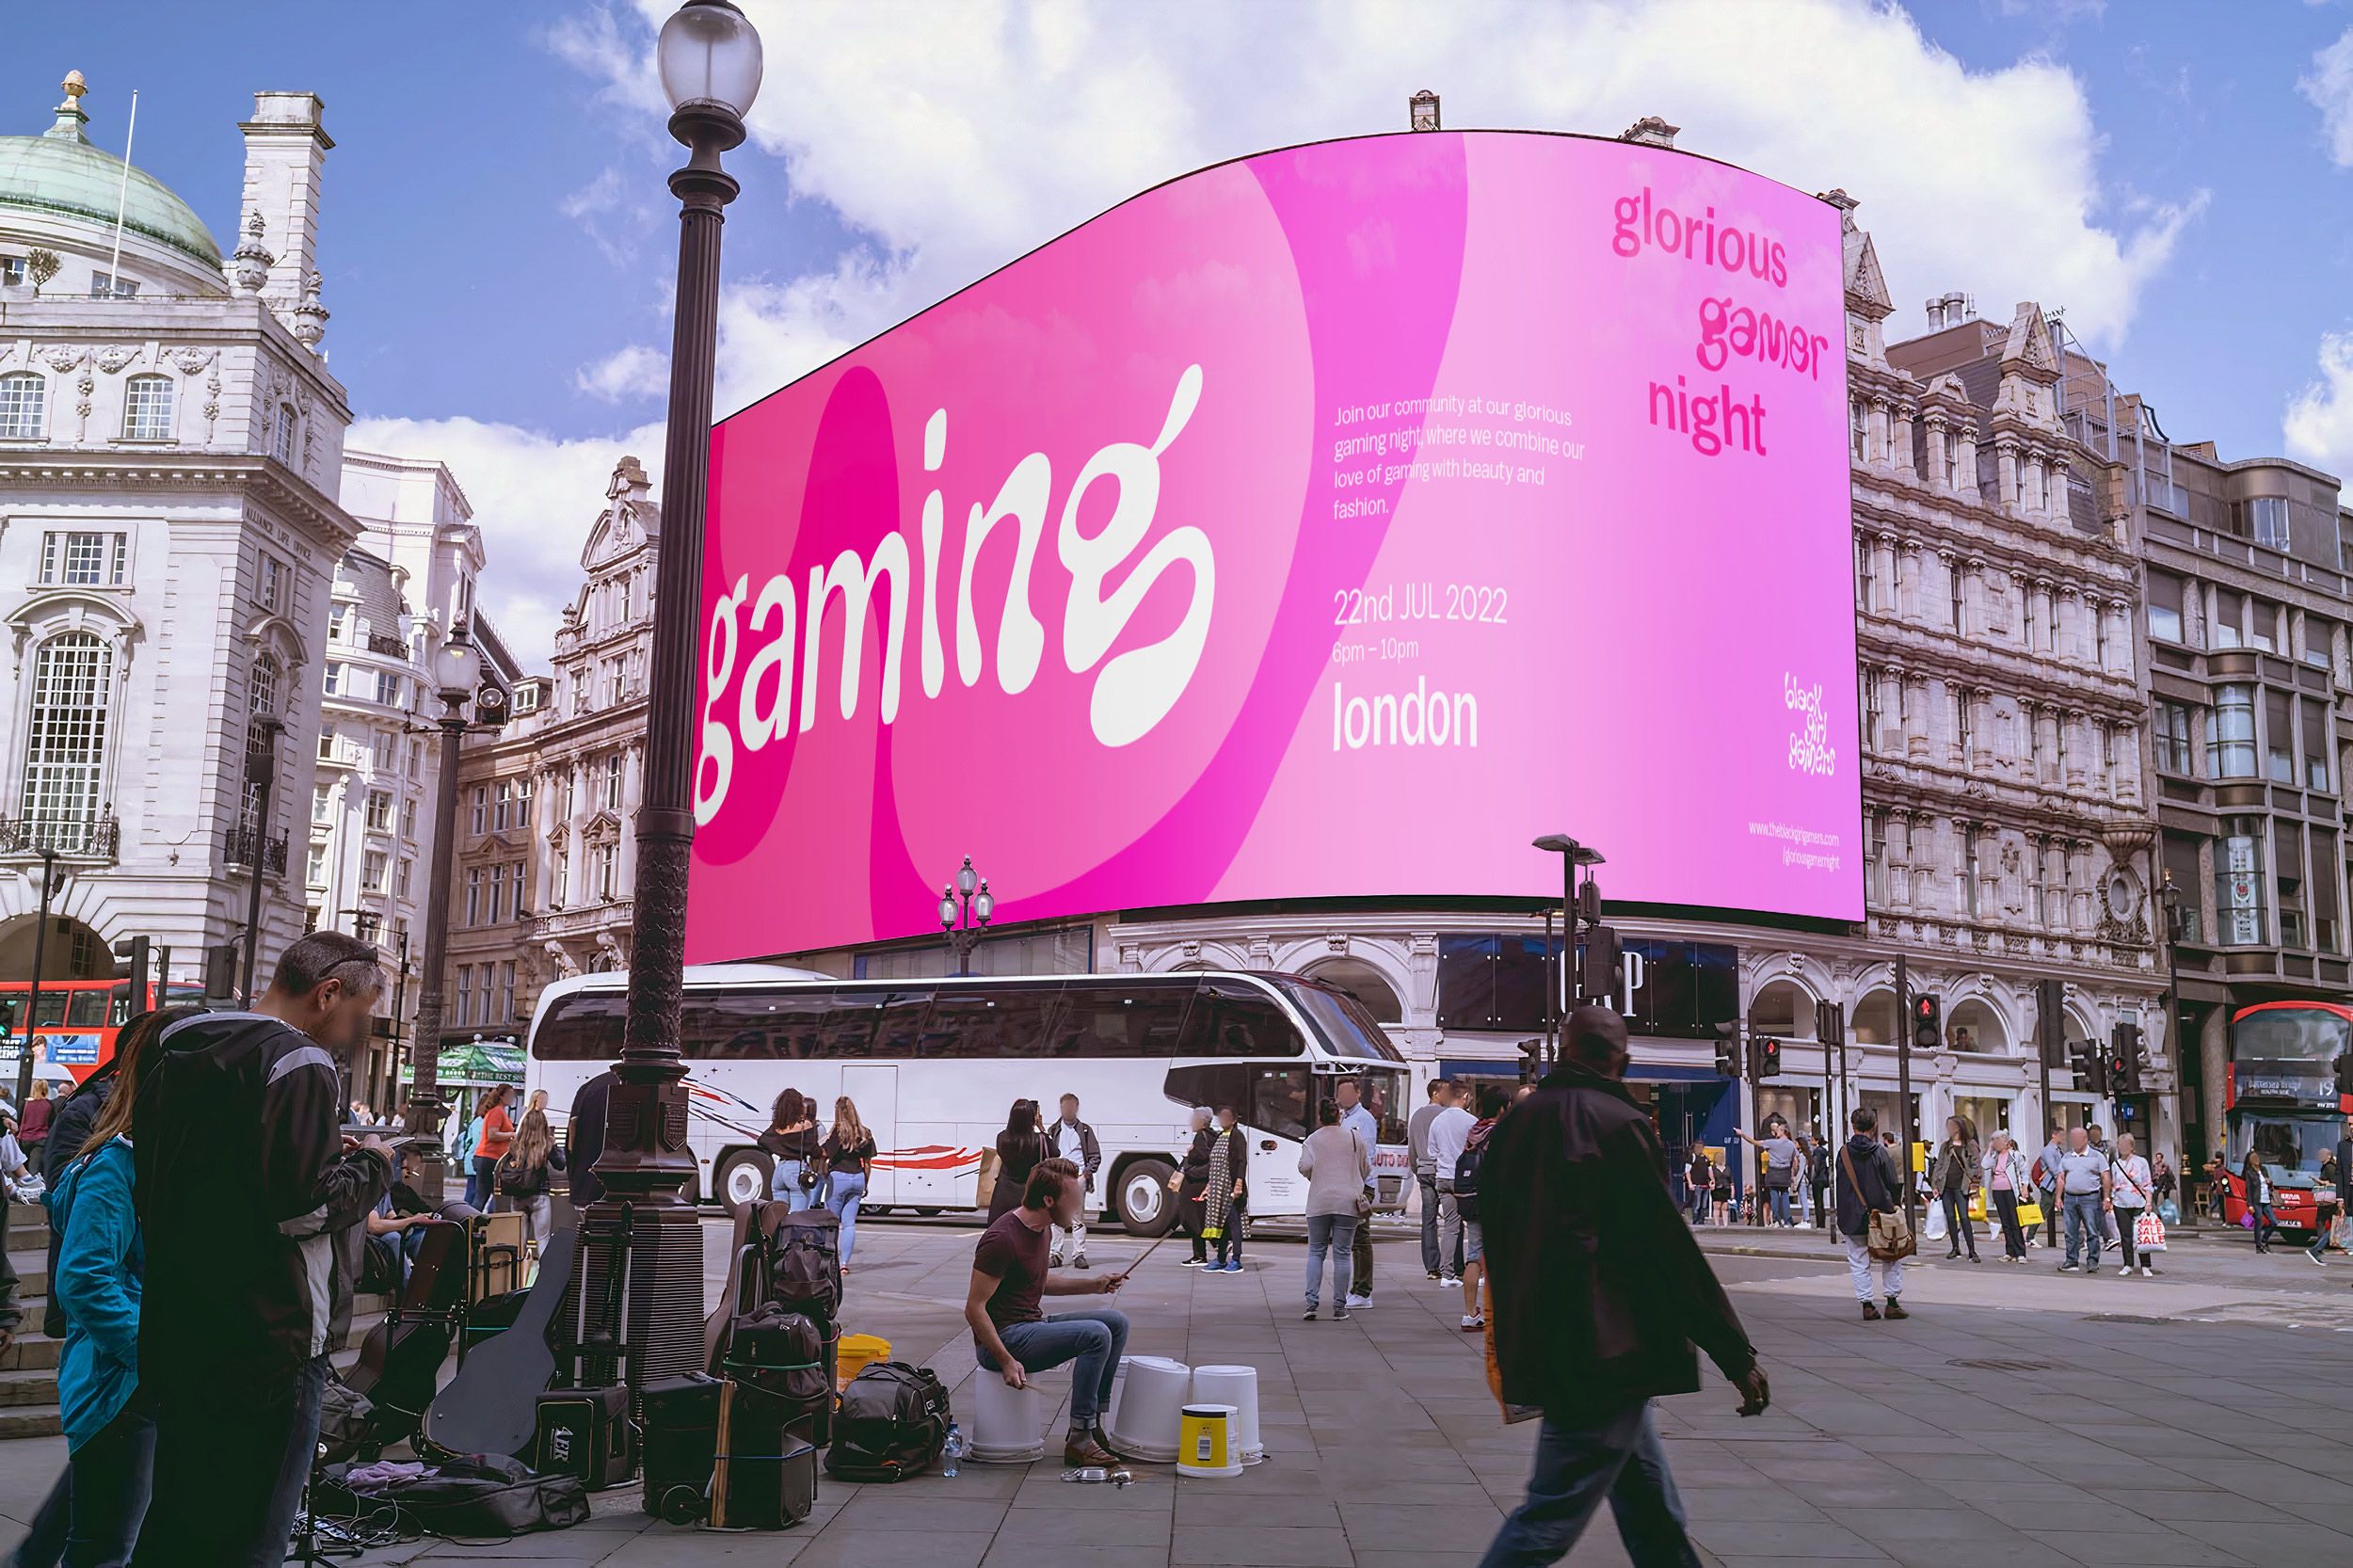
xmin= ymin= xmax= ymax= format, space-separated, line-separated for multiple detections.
xmin=1105 ymin=1354 xmax=1191 ymax=1464
xmin=1190 ymin=1364 xmax=1263 ymax=1464
xmin=1176 ymin=1402 xmax=1242 ymax=1479
xmin=968 ymin=1372 xmax=1047 ymax=1464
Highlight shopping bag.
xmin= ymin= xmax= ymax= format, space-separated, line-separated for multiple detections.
xmin=2157 ymin=1199 xmax=2180 ymax=1224
xmin=1921 ymin=1203 xmax=1946 ymax=1243
xmin=2014 ymin=1201 xmax=2044 ymax=1229
xmin=2239 ymin=1209 xmax=2257 ymax=1229
xmin=1966 ymin=1192 xmax=1986 ymax=1224
xmin=2134 ymin=1211 xmax=2167 ymax=1253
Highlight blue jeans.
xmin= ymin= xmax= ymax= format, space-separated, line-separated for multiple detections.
xmin=1767 ymin=1188 xmax=1791 ymax=1225
xmin=1417 ymin=1176 xmax=1442 ymax=1273
xmin=2063 ymin=1192 xmax=2104 ymax=1268
xmin=1304 ymin=1212 xmax=1359 ymax=1309
xmin=770 ymin=1160 xmax=812 ymax=1211
xmin=975 ymin=1308 xmax=1129 ymax=1427
xmin=466 ymin=1155 xmax=497 ymax=1211
xmin=134 ymin=1354 xmax=326 ymax=1568
xmin=827 ymin=1172 xmax=868 ymax=1265
xmin=12 ymin=1466 xmax=69 ymax=1568
xmin=1215 ymin=1196 xmax=1246 ymax=1267
xmin=1478 ymin=1400 xmax=1701 ymax=1568
xmin=67 ymin=1396 xmax=153 ymax=1567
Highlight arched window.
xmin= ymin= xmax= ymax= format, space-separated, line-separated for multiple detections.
xmin=122 ymin=375 xmax=174 ymax=440
xmin=250 ymin=650 xmax=281 ymax=718
xmin=21 ymin=632 xmax=113 ymax=840
xmin=0 ymin=373 xmax=43 ymax=440
xmin=272 ymin=403 xmax=297 ymax=464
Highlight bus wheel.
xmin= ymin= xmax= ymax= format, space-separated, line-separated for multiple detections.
xmin=713 ymin=1149 xmax=774 ymax=1217
xmin=1114 ymin=1159 xmax=1178 ymax=1237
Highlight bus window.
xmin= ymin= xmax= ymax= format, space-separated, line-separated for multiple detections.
xmin=1177 ymin=981 xmax=1300 ymax=1059
xmin=925 ymin=985 xmax=1057 ymax=1057
xmin=33 ymin=994 xmax=69 ymax=1028
xmin=1274 ymin=979 xmax=1404 ymax=1063
xmin=821 ymin=996 xmax=887 ymax=1058
xmin=680 ymin=992 xmax=823 ymax=1060
xmin=1164 ymin=1063 xmax=1249 ymax=1119
xmin=65 ymin=990 xmax=107 ymax=1029
xmin=871 ymin=994 xmax=931 ymax=1057
xmin=1249 ymin=1066 xmax=1313 ymax=1142
xmin=1051 ymin=980 xmax=1193 ymax=1057
xmin=531 ymin=992 xmax=627 ymax=1059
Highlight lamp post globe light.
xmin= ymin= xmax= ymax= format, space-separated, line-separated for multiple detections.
xmin=585 ymin=0 xmax=763 ymax=1390
xmin=941 ymin=857 xmax=994 ymax=976
xmin=401 ymin=627 xmax=483 ymax=1205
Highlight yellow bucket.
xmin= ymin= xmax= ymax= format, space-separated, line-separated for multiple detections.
xmin=1177 ymin=1402 xmax=1241 ymax=1478
xmin=836 ymin=1333 xmax=891 ymax=1389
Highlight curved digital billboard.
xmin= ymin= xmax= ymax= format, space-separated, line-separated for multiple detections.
xmin=687 ymin=129 xmax=1861 ymax=960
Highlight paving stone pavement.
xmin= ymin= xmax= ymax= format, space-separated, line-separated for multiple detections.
xmin=0 ymin=1214 xmax=2347 ymax=1566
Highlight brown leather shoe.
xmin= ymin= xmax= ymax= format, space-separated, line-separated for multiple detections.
xmin=1861 ymin=1301 xmax=1881 ymax=1320
xmin=1064 ymin=1431 xmax=1119 ymax=1467
xmin=1883 ymin=1299 xmax=1909 ymax=1320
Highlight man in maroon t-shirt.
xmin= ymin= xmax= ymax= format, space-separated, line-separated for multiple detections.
xmin=965 ymin=1155 xmax=1129 ymax=1465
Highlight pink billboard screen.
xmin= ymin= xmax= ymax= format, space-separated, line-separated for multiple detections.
xmin=689 ymin=130 xmax=1862 ymax=960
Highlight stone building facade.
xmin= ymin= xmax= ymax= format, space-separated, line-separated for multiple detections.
xmin=447 ymin=455 xmax=657 ymax=1040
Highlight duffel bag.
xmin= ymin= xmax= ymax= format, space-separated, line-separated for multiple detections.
xmin=765 ymin=1210 xmax=842 ymax=1324
xmin=727 ymin=1304 xmax=832 ymax=1408
xmin=824 ymin=1361 xmax=950 ymax=1483
xmin=321 ymin=1452 xmax=589 ymax=1540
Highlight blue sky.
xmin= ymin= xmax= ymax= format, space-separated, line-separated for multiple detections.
xmin=16 ymin=1 xmax=2353 ymax=657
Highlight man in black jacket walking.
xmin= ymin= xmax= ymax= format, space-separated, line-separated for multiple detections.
xmin=133 ymin=933 xmax=393 ymax=1567
xmin=1479 ymin=1006 xmax=1768 ymax=1568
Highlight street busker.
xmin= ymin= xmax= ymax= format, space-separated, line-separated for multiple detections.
xmin=964 ymin=1157 xmax=1130 ymax=1467
xmin=131 ymin=934 xmax=394 ymax=1568
xmin=1836 ymin=1107 xmax=1910 ymax=1320
xmin=1479 ymin=1006 xmax=1769 ymax=1568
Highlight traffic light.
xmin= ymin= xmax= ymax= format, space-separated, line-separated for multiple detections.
xmin=1579 ymin=924 xmax=1623 ymax=1002
xmin=2071 ymin=1037 xmax=2109 ymax=1098
xmin=1815 ymin=999 xmax=1845 ymax=1051
xmin=1714 ymin=1025 xmax=1739 ymax=1079
xmin=111 ymin=936 xmax=151 ymax=1013
xmin=1912 ymin=993 xmax=1942 ymax=1051
xmin=1749 ymin=1036 xmax=1783 ymax=1080
xmin=2108 ymin=1022 xmax=2141 ymax=1096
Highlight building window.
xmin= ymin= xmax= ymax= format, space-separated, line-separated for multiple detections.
xmin=601 ymin=753 xmax=624 ymax=810
xmin=2098 ymin=721 xmax=2115 ymax=794
xmin=2153 ymin=699 xmax=2194 ymax=776
xmin=2145 ymin=571 xmax=2186 ymax=646
xmin=2216 ymin=819 xmax=2268 ymax=946
xmin=1849 ymin=400 xmax=1868 ymax=463
xmin=2315 ymin=828 xmax=2344 ymax=953
xmin=328 ymin=603 xmax=347 ymax=643
xmin=454 ymin=966 xmax=473 ymax=1028
xmin=494 ymin=779 xmax=515 ymax=832
xmin=408 ymin=739 xmax=423 ymax=778
xmin=2301 ymin=696 xmax=2332 ymax=793
xmin=272 ymin=403 xmax=297 ymax=464
xmin=2212 ymin=588 xmax=2244 ymax=650
xmin=2250 ymin=496 xmax=2291 ymax=552
xmin=306 ymin=843 xmax=327 ymax=887
xmin=1960 ymin=824 xmax=1979 ymax=919
xmin=515 ymin=777 xmax=533 ymax=828
xmin=593 ymin=841 xmax=619 ymax=901
xmin=508 ymin=860 xmax=527 ymax=918
xmin=0 ymin=373 xmax=44 ymax=439
xmin=322 ymin=661 xmax=343 ymax=696
xmin=2025 ymin=589 xmax=2041 ymax=652
xmin=552 ymin=849 xmax=568 ymax=910
xmin=470 ymin=786 xmax=488 ymax=838
xmin=362 ymin=849 xmax=388 ymax=892
xmin=39 ymin=531 xmax=127 ymax=588
xmin=1948 ymin=564 xmax=1965 ymax=634
xmin=312 ymin=781 xmax=332 ymax=824
xmin=375 ymin=670 xmax=403 ymax=708
xmin=2209 ymin=685 xmax=2257 ymax=778
xmin=2162 ymin=834 xmax=2203 ymax=944
xmin=402 ymin=798 xmax=417 ymax=838
xmin=351 ymin=910 xmax=381 ymax=944
xmin=2266 ymin=687 xmax=2296 ymax=784
xmin=364 ymin=789 xmax=392 ymax=831
xmin=0 ymin=255 xmax=23 ymax=286
xmin=2094 ymin=605 xmax=2109 ymax=670
xmin=2305 ymin=614 xmax=2337 ymax=673
xmin=249 ymin=651 xmax=280 ymax=719
xmin=497 ymin=961 xmax=517 ymax=1023
xmin=1854 ymin=538 xmax=1875 ymax=612
xmin=121 ymin=375 xmax=173 ymax=440
xmin=1862 ymin=672 xmax=1882 ymax=750
xmin=2279 ymin=824 xmax=2307 ymax=949
xmin=259 ymin=552 xmax=285 ymax=615
xmin=475 ymin=967 xmax=494 ymax=1026
xmin=372 ymin=732 xmax=395 ymax=771
xmin=21 ymin=632 xmax=111 ymax=836
xmin=487 ymin=862 xmax=505 ymax=925
xmin=2250 ymin=600 xmax=2281 ymax=654
xmin=88 ymin=271 xmax=136 ymax=299
xmin=1955 ymin=690 xmax=1974 ymax=760
xmin=317 ymin=724 xmax=338 ymax=761
xmin=571 ymin=668 xmax=590 ymax=715
xmin=464 ymin=866 xmax=484 ymax=927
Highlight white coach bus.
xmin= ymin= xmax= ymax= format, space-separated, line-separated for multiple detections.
xmin=523 ymin=966 xmax=1411 ymax=1233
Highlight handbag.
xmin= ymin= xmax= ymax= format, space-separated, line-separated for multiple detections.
xmin=2133 ymin=1210 xmax=2168 ymax=1254
xmin=1840 ymin=1144 xmax=1915 ymax=1261
xmin=2014 ymin=1199 xmax=2044 ymax=1229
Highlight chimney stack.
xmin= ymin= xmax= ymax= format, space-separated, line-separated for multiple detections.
xmin=238 ymin=91 xmax=332 ymax=343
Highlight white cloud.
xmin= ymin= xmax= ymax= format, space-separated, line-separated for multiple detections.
xmin=2301 ymin=26 xmax=2353 ymax=166
xmin=2284 ymin=331 xmax=2353 ymax=474
xmin=575 ymin=344 xmax=668 ymax=403
xmin=345 ymin=414 xmax=663 ymax=666
xmin=381 ymin=0 xmax=2208 ymax=666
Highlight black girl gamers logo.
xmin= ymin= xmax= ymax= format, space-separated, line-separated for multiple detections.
xmin=1784 ymin=674 xmax=1837 ymax=777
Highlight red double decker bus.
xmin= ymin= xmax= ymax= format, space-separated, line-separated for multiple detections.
xmin=0 ymin=977 xmax=208 ymax=1085
xmin=2217 ymin=1000 xmax=2350 ymax=1236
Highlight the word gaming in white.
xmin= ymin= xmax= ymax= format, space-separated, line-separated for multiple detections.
xmin=694 ymin=365 xmax=1216 ymax=826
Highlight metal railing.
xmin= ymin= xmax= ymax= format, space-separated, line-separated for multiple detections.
xmin=0 ymin=811 xmax=120 ymax=860
xmin=225 ymin=824 xmax=289 ymax=875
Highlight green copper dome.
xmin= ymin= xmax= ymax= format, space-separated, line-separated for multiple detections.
xmin=0 ymin=81 xmax=220 ymax=268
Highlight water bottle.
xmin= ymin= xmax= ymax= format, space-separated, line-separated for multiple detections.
xmin=941 ymin=1422 xmax=964 ymax=1478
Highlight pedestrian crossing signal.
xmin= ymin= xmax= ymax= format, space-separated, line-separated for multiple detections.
xmin=1912 ymin=994 xmax=1941 ymax=1052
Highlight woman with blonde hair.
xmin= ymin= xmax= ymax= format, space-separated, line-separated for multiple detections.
xmin=496 ymin=1106 xmax=568 ymax=1243
xmin=824 ymin=1096 xmax=879 ymax=1273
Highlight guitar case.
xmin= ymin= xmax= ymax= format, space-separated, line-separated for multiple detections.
xmin=422 ymin=1225 xmax=577 ymax=1461
xmin=344 ymin=1218 xmax=469 ymax=1448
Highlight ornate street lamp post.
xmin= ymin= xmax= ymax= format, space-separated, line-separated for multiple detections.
xmin=940 ymin=857 xmax=994 ymax=976
xmin=586 ymin=0 xmax=763 ymax=1389
xmin=403 ymin=628 xmax=483 ymax=1205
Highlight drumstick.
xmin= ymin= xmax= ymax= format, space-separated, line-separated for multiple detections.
xmin=1111 ymin=1237 xmax=1170 ymax=1282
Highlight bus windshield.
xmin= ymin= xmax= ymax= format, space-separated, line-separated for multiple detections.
xmin=2228 ymin=1115 xmax=2336 ymax=1186
xmin=2234 ymin=1006 xmax=2351 ymax=1063
xmin=1274 ymin=979 xmax=1404 ymax=1064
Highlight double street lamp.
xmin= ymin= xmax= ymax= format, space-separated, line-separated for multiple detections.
xmin=940 ymin=858 xmax=995 ymax=976
xmin=584 ymin=0 xmax=764 ymax=1388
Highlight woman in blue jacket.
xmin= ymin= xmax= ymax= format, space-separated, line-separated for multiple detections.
xmin=50 ymin=1007 xmax=184 ymax=1566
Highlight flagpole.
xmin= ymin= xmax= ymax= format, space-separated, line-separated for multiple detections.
xmin=106 ymin=89 xmax=138 ymax=296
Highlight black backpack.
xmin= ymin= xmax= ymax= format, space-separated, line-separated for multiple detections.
xmin=824 ymin=1362 xmax=951 ymax=1482
xmin=1453 ymin=1125 xmax=1492 ymax=1222
xmin=765 ymin=1209 xmax=842 ymax=1324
